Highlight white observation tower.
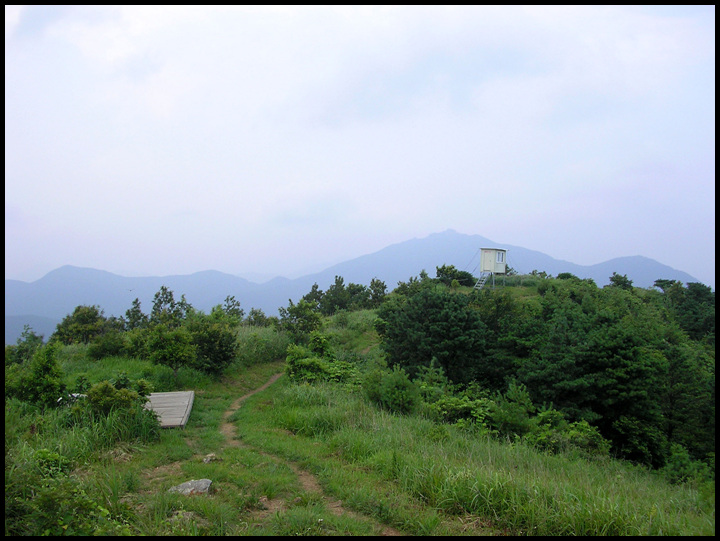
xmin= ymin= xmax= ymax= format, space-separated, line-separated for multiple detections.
xmin=473 ymin=247 xmax=507 ymax=290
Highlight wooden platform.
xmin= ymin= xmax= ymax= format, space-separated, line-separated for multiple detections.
xmin=145 ymin=391 xmax=195 ymax=428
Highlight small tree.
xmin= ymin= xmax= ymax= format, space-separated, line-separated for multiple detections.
xmin=608 ymin=272 xmax=633 ymax=290
xmin=187 ymin=316 xmax=238 ymax=376
xmin=5 ymin=325 xmax=44 ymax=365
xmin=347 ymin=282 xmax=371 ymax=310
xmin=87 ymin=329 xmax=126 ymax=360
xmin=320 ymin=276 xmax=350 ymax=315
xmin=51 ymin=305 xmax=106 ymax=345
xmin=5 ymin=344 xmax=66 ymax=408
xmin=150 ymin=286 xmax=191 ymax=327
xmin=222 ymin=295 xmax=245 ymax=323
xmin=147 ymin=324 xmax=197 ymax=381
xmin=246 ymin=307 xmax=270 ymax=327
xmin=125 ymin=298 xmax=149 ymax=330
xmin=278 ymin=299 xmax=322 ymax=343
xmin=376 ymin=288 xmax=488 ymax=384
xmin=436 ymin=264 xmax=475 ymax=287
xmin=301 ymin=283 xmax=324 ymax=311
xmin=86 ymin=381 xmax=145 ymax=415
xmin=369 ymin=278 xmax=387 ymax=307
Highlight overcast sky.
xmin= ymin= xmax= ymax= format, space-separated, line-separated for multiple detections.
xmin=5 ymin=5 xmax=715 ymax=287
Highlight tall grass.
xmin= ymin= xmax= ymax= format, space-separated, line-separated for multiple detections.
xmin=240 ymin=380 xmax=715 ymax=536
xmin=58 ymin=348 xmax=215 ymax=392
xmin=233 ymin=326 xmax=290 ymax=368
xmin=5 ymin=397 xmax=161 ymax=536
xmin=325 ymin=309 xmax=380 ymax=354
xmin=5 ymin=399 xmax=159 ymax=466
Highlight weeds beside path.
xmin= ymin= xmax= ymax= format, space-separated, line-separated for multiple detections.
xmin=219 ymin=371 xmax=405 ymax=536
xmin=220 ymin=372 xmax=283 ymax=446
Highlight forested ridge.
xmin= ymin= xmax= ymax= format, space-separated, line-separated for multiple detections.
xmin=374 ymin=271 xmax=714 ymax=471
xmin=5 ymin=266 xmax=714 ymax=535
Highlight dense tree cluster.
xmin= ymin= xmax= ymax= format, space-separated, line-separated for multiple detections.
xmin=300 ymin=276 xmax=387 ymax=316
xmin=35 ymin=287 xmax=252 ymax=379
xmin=375 ymin=273 xmax=715 ymax=470
xmin=376 ymin=288 xmax=488 ymax=384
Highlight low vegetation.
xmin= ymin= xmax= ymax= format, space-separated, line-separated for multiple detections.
xmin=5 ymin=267 xmax=715 ymax=535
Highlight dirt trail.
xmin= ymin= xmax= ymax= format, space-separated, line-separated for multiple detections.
xmin=220 ymin=372 xmax=283 ymax=445
xmin=220 ymin=373 xmax=403 ymax=536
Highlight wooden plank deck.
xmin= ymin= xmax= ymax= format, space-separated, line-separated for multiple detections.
xmin=145 ymin=391 xmax=195 ymax=428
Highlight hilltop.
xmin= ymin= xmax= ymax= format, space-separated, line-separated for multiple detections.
xmin=5 ymin=230 xmax=700 ymax=344
xmin=4 ymin=274 xmax=714 ymax=535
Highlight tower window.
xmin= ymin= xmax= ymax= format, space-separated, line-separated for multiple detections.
xmin=496 ymin=251 xmax=505 ymax=263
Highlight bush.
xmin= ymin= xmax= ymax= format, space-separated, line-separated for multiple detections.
xmin=51 ymin=305 xmax=107 ymax=345
xmin=87 ymin=330 xmax=126 ymax=360
xmin=370 ymin=365 xmax=420 ymax=415
xmin=187 ymin=318 xmax=238 ymax=376
xmin=525 ymin=409 xmax=611 ymax=456
xmin=285 ymin=354 xmax=330 ymax=382
xmin=147 ymin=324 xmax=197 ymax=379
xmin=285 ymin=344 xmax=356 ymax=383
xmin=5 ymin=450 xmax=131 ymax=536
xmin=488 ymin=382 xmax=536 ymax=438
xmin=85 ymin=380 xmax=147 ymax=415
xmin=660 ymin=444 xmax=712 ymax=484
xmin=376 ymin=288 xmax=488 ymax=384
xmin=124 ymin=327 xmax=151 ymax=358
xmin=5 ymin=344 xmax=66 ymax=408
xmin=34 ymin=448 xmax=73 ymax=477
xmin=278 ymin=299 xmax=322 ymax=343
xmin=6 ymin=325 xmax=44 ymax=366
xmin=427 ymin=394 xmax=492 ymax=427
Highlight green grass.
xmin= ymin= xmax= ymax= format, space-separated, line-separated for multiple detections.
xmin=235 ymin=379 xmax=715 ymax=536
xmin=325 ymin=309 xmax=380 ymax=354
xmin=6 ymin=340 xmax=715 ymax=536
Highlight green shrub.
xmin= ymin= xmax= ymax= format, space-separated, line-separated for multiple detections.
xmin=564 ymin=419 xmax=611 ymax=456
xmin=86 ymin=381 xmax=146 ymax=415
xmin=285 ymin=344 xmax=357 ymax=383
xmin=6 ymin=325 xmax=44 ymax=366
xmin=489 ymin=382 xmax=536 ymax=438
xmin=33 ymin=448 xmax=73 ymax=477
xmin=286 ymin=354 xmax=329 ymax=382
xmin=660 ymin=443 xmax=712 ymax=484
xmin=427 ymin=394 xmax=492 ymax=427
xmin=88 ymin=330 xmax=126 ymax=360
xmin=378 ymin=365 xmax=421 ymax=415
xmin=51 ymin=305 xmax=107 ymax=345
xmin=124 ymin=327 xmax=151 ymax=358
xmin=187 ymin=318 xmax=238 ymax=376
xmin=147 ymin=324 xmax=197 ymax=379
xmin=361 ymin=360 xmax=386 ymax=405
xmin=82 ymin=374 xmax=153 ymax=415
xmin=5 ymin=344 xmax=66 ymax=408
xmin=5 ymin=472 xmax=130 ymax=536
xmin=308 ymin=331 xmax=334 ymax=358
xmin=72 ymin=374 xmax=91 ymax=393
xmin=525 ymin=409 xmax=611 ymax=456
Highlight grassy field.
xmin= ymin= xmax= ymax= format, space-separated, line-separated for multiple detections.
xmin=6 ymin=347 xmax=714 ymax=536
xmin=5 ymin=309 xmax=715 ymax=535
xmin=235 ymin=377 xmax=714 ymax=536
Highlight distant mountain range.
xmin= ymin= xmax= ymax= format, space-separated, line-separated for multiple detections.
xmin=5 ymin=229 xmax=700 ymax=344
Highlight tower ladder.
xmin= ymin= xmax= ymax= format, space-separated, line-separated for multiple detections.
xmin=474 ymin=272 xmax=491 ymax=290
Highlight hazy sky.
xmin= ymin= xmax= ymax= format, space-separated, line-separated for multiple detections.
xmin=5 ymin=6 xmax=715 ymax=287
